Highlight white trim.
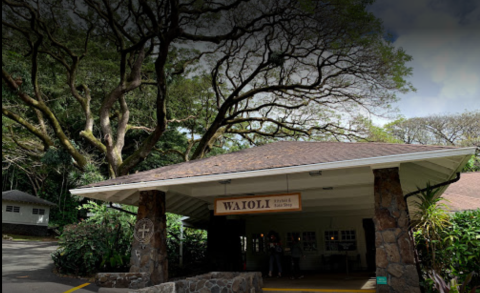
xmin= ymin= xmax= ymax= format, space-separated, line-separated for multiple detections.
xmin=70 ymin=147 xmax=476 ymax=196
xmin=370 ymin=163 xmax=401 ymax=170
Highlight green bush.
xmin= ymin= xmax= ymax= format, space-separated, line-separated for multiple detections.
xmin=415 ymin=209 xmax=480 ymax=290
xmin=444 ymin=210 xmax=480 ymax=286
xmin=51 ymin=201 xmax=208 ymax=278
xmin=51 ymin=203 xmax=134 ymax=276
xmin=165 ymin=214 xmax=208 ymax=278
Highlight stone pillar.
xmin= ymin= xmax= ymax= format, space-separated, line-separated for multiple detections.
xmin=372 ymin=168 xmax=420 ymax=293
xmin=130 ymin=190 xmax=168 ymax=286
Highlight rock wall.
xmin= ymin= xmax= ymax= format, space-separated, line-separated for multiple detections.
xmin=373 ymin=168 xmax=421 ymax=293
xmin=129 ymin=272 xmax=263 ymax=293
xmin=96 ymin=272 xmax=150 ymax=289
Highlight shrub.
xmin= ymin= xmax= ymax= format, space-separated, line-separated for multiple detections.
xmin=165 ymin=213 xmax=208 ymax=278
xmin=51 ymin=201 xmax=208 ymax=278
xmin=51 ymin=204 xmax=134 ymax=276
xmin=444 ymin=210 xmax=480 ymax=287
xmin=415 ymin=209 xmax=480 ymax=291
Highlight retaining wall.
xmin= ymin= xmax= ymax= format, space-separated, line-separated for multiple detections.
xmin=129 ymin=272 xmax=263 ymax=293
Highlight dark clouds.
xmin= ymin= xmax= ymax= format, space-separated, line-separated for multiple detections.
xmin=367 ymin=0 xmax=480 ymax=120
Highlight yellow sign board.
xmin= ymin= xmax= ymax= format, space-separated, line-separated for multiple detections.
xmin=214 ymin=192 xmax=302 ymax=216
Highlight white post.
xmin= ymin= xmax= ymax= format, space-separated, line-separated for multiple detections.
xmin=179 ymin=220 xmax=184 ymax=267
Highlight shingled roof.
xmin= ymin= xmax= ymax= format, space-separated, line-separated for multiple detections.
xmin=442 ymin=172 xmax=480 ymax=212
xmin=82 ymin=141 xmax=459 ymax=189
xmin=2 ymin=190 xmax=56 ymax=206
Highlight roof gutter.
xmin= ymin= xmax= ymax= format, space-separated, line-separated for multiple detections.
xmin=70 ymin=147 xmax=475 ymax=196
xmin=404 ymin=172 xmax=461 ymax=201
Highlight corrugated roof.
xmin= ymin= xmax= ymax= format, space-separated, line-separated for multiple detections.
xmin=82 ymin=141 xmax=458 ymax=189
xmin=442 ymin=172 xmax=480 ymax=212
xmin=2 ymin=190 xmax=57 ymax=206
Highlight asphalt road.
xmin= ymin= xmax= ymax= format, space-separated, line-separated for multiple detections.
xmin=2 ymin=240 xmax=101 ymax=293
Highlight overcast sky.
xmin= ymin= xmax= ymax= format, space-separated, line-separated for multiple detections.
xmin=367 ymin=0 xmax=480 ymax=122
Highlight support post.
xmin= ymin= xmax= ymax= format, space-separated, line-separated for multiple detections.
xmin=372 ymin=167 xmax=421 ymax=293
xmin=130 ymin=190 xmax=168 ymax=286
xmin=207 ymin=211 xmax=244 ymax=271
xmin=179 ymin=222 xmax=184 ymax=267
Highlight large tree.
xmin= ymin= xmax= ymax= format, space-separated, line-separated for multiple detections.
xmin=385 ymin=111 xmax=480 ymax=147
xmin=2 ymin=0 xmax=414 ymax=178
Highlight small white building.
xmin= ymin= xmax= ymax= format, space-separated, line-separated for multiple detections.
xmin=2 ymin=190 xmax=56 ymax=236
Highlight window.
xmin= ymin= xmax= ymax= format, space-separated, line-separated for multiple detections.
xmin=33 ymin=208 xmax=45 ymax=215
xmin=252 ymin=233 xmax=266 ymax=253
xmin=325 ymin=230 xmax=356 ymax=251
xmin=6 ymin=206 xmax=20 ymax=213
xmin=302 ymin=231 xmax=317 ymax=251
xmin=325 ymin=230 xmax=339 ymax=251
xmin=240 ymin=236 xmax=247 ymax=253
xmin=341 ymin=230 xmax=356 ymax=241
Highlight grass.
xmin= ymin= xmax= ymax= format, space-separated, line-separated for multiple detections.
xmin=3 ymin=234 xmax=58 ymax=242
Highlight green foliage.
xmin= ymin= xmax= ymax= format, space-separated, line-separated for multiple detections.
xmin=414 ymin=185 xmax=451 ymax=239
xmin=34 ymin=189 xmax=81 ymax=230
xmin=79 ymin=201 xmax=137 ymax=228
xmin=353 ymin=116 xmax=403 ymax=143
xmin=165 ymin=214 xmax=208 ymax=278
xmin=413 ymin=184 xmax=452 ymax=279
xmin=415 ymin=202 xmax=480 ymax=291
xmin=69 ymin=164 xmax=106 ymax=188
xmin=428 ymin=271 xmax=479 ymax=293
xmin=52 ymin=201 xmax=135 ymax=276
xmin=52 ymin=200 xmax=207 ymax=277
xmin=462 ymin=155 xmax=480 ymax=173
xmin=51 ymin=219 xmax=132 ymax=276
xmin=41 ymin=148 xmax=73 ymax=166
xmin=443 ymin=210 xmax=480 ymax=286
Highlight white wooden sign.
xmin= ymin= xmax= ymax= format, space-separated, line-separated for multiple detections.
xmin=214 ymin=192 xmax=302 ymax=216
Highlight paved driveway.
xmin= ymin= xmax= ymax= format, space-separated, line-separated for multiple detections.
xmin=2 ymin=240 xmax=100 ymax=293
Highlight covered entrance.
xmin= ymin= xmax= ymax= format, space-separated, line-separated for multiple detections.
xmin=70 ymin=141 xmax=475 ymax=293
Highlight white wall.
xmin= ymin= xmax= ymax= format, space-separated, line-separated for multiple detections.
xmin=245 ymin=211 xmax=373 ymax=271
xmin=2 ymin=201 xmax=50 ymax=226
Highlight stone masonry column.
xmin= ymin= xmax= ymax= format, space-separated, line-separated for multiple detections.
xmin=130 ymin=190 xmax=168 ymax=286
xmin=372 ymin=168 xmax=420 ymax=293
